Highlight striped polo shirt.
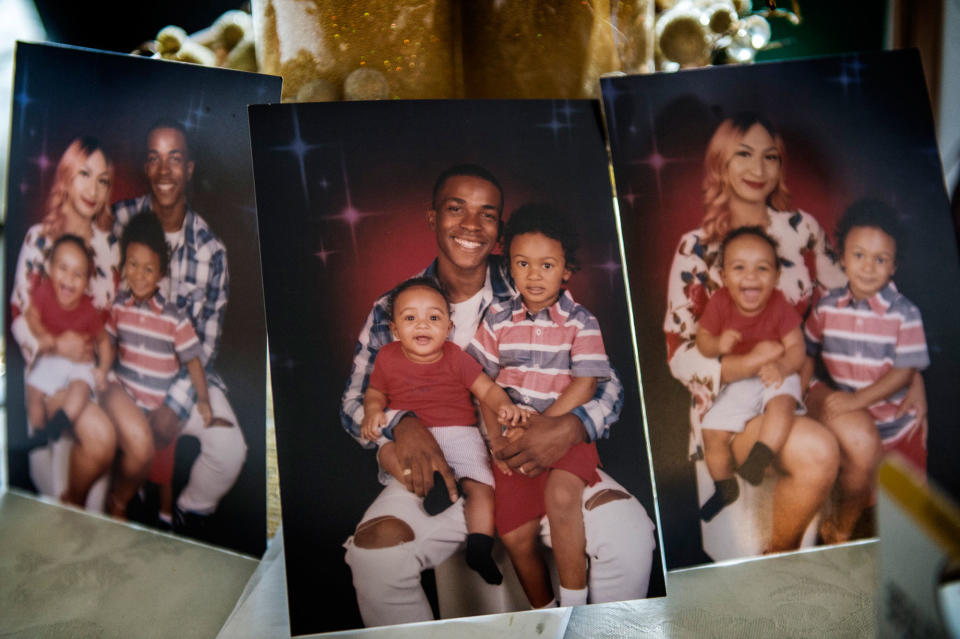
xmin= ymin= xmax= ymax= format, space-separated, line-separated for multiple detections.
xmin=804 ymin=282 xmax=929 ymax=440
xmin=467 ymin=290 xmax=610 ymax=413
xmin=108 ymin=290 xmax=204 ymax=410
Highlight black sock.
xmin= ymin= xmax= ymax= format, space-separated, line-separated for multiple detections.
xmin=45 ymin=409 xmax=71 ymax=443
xmin=700 ymin=478 xmax=740 ymax=521
xmin=423 ymin=471 xmax=460 ymax=516
xmin=737 ymin=442 xmax=775 ymax=485
xmin=466 ymin=533 xmax=503 ymax=585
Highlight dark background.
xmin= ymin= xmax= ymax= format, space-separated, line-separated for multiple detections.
xmin=3 ymin=42 xmax=280 ymax=556
xmin=602 ymin=49 xmax=960 ymax=570
xmin=250 ymin=99 xmax=665 ymax=634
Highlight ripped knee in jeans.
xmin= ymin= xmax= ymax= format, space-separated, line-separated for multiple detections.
xmin=585 ymin=489 xmax=630 ymax=511
xmin=353 ymin=515 xmax=415 ymax=548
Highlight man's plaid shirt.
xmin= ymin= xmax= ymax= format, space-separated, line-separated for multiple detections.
xmin=339 ymin=256 xmax=623 ymax=448
xmin=113 ymin=195 xmax=229 ymax=419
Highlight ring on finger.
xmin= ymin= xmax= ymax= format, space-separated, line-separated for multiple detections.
xmin=402 ymin=468 xmax=412 ymax=476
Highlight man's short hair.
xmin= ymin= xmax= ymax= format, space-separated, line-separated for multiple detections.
xmin=431 ymin=164 xmax=504 ymax=214
xmin=146 ymin=117 xmax=191 ymax=158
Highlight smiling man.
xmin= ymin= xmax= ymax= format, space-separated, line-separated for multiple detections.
xmin=109 ymin=119 xmax=246 ymax=537
xmin=339 ymin=164 xmax=655 ymax=627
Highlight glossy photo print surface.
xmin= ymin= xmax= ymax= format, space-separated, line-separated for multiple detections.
xmin=3 ymin=42 xmax=280 ymax=556
xmin=601 ymin=50 xmax=960 ymax=570
xmin=250 ymin=99 xmax=664 ymax=634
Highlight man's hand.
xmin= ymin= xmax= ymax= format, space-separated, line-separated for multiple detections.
xmin=393 ymin=415 xmax=457 ymax=501
xmin=55 ymin=330 xmax=94 ymax=362
xmin=494 ymin=412 xmax=586 ymax=477
xmin=197 ymin=399 xmax=213 ymax=426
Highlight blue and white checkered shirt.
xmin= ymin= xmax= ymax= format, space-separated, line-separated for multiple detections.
xmin=112 ymin=195 xmax=229 ymax=419
xmin=339 ymin=255 xmax=623 ymax=448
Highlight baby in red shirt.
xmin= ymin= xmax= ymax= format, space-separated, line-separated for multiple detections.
xmin=695 ymin=226 xmax=806 ymax=521
xmin=361 ymin=277 xmax=526 ymax=585
xmin=25 ymin=234 xmax=112 ymax=445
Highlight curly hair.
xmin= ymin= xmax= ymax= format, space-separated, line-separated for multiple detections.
xmin=835 ymin=198 xmax=904 ymax=260
xmin=120 ymin=211 xmax=171 ymax=277
xmin=701 ymin=112 xmax=791 ymax=244
xmin=502 ymin=203 xmax=581 ymax=273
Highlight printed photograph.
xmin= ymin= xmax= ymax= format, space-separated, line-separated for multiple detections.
xmin=250 ymin=99 xmax=665 ymax=634
xmin=601 ymin=50 xmax=960 ymax=570
xmin=3 ymin=42 xmax=280 ymax=556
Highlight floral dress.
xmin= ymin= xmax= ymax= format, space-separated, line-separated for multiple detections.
xmin=664 ymin=208 xmax=846 ymax=427
xmin=10 ymin=223 xmax=119 ymax=364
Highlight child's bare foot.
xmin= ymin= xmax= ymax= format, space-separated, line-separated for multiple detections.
xmin=817 ymin=517 xmax=849 ymax=545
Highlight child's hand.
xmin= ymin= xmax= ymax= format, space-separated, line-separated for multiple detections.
xmin=824 ymin=391 xmax=860 ymax=420
xmin=92 ymin=368 xmax=108 ymax=392
xmin=758 ymin=362 xmax=783 ymax=388
xmin=718 ymin=329 xmax=742 ymax=355
xmin=361 ymin=410 xmax=387 ymax=441
xmin=497 ymin=403 xmax=528 ymax=426
xmin=748 ymin=340 xmax=784 ymax=368
xmin=198 ymin=399 xmax=213 ymax=426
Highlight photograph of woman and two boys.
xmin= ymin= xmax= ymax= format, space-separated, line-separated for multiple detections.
xmin=604 ymin=49 xmax=960 ymax=569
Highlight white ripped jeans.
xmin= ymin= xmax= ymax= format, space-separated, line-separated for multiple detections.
xmin=343 ymin=468 xmax=656 ymax=627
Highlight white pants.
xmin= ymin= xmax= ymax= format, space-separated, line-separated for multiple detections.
xmin=175 ymin=385 xmax=248 ymax=514
xmin=27 ymin=384 xmax=246 ymax=516
xmin=343 ymin=468 xmax=656 ymax=627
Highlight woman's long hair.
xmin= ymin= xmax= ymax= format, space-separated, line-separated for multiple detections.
xmin=701 ymin=112 xmax=791 ymax=244
xmin=40 ymin=136 xmax=113 ymax=239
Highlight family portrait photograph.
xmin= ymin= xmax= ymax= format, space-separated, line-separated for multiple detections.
xmin=3 ymin=42 xmax=280 ymax=556
xmin=249 ymin=98 xmax=665 ymax=634
xmin=602 ymin=49 xmax=960 ymax=570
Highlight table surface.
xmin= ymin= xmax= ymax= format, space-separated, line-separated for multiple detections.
xmin=0 ymin=487 xmax=877 ymax=638
xmin=0 ymin=490 xmax=258 ymax=639
xmin=217 ymin=528 xmax=877 ymax=638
